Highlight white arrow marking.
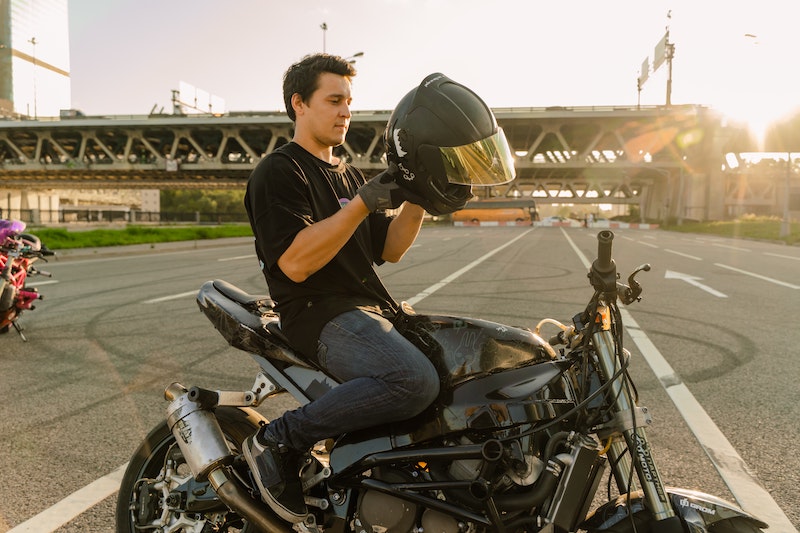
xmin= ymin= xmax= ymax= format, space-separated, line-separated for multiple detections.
xmin=665 ymin=270 xmax=728 ymax=298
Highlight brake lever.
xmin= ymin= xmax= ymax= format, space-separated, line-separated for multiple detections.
xmin=618 ymin=263 xmax=651 ymax=305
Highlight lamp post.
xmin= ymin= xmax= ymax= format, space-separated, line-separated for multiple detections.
xmin=320 ymin=22 xmax=327 ymax=52
xmin=345 ymin=51 xmax=364 ymax=64
xmin=28 ymin=36 xmax=37 ymax=118
xmin=780 ymin=153 xmax=792 ymax=237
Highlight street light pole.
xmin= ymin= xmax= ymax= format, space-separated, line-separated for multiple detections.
xmin=780 ymin=152 xmax=791 ymax=237
xmin=28 ymin=36 xmax=37 ymax=118
xmin=320 ymin=22 xmax=327 ymax=52
xmin=345 ymin=51 xmax=364 ymax=64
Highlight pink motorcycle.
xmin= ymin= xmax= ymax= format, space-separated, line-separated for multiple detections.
xmin=0 ymin=219 xmax=54 ymax=340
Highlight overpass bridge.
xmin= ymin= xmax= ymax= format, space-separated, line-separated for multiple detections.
xmin=0 ymin=104 xmax=786 ymax=221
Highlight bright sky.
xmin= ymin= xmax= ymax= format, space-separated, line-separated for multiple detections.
xmin=68 ymin=0 xmax=799 ymax=137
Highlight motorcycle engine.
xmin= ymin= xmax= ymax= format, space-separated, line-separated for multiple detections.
xmin=355 ymin=468 xmax=465 ymax=533
xmin=355 ymin=468 xmax=418 ymax=533
xmin=353 ymin=435 xmax=546 ymax=533
xmin=449 ymin=435 xmax=545 ymax=488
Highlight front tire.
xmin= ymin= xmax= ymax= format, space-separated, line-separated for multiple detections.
xmin=115 ymin=406 xmax=265 ymax=532
xmin=585 ymin=513 xmax=765 ymax=532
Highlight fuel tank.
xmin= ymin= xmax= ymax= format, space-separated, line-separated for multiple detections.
xmin=330 ymin=310 xmax=578 ymax=470
xmin=395 ymin=309 xmax=576 ymax=441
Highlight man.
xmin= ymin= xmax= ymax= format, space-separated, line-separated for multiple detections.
xmin=243 ymin=53 xmax=439 ymax=523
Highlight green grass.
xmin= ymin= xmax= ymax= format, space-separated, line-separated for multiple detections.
xmin=30 ymin=224 xmax=254 ymax=250
xmin=662 ymin=216 xmax=799 ymax=246
xmin=25 ymin=217 xmax=799 ymax=250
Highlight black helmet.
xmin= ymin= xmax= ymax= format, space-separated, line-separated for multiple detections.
xmin=384 ymin=73 xmax=516 ymax=215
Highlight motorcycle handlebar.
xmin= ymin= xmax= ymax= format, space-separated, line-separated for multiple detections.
xmin=595 ymin=230 xmax=614 ymax=272
xmin=588 ymin=230 xmax=618 ymax=294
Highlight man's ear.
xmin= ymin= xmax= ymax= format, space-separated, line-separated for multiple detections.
xmin=291 ymin=93 xmax=305 ymax=116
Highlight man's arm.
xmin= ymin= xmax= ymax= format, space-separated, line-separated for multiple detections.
xmin=382 ymin=203 xmax=425 ymax=263
xmin=277 ymin=196 xmax=371 ymax=283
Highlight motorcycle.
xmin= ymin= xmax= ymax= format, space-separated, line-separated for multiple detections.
xmin=0 ymin=219 xmax=54 ymax=341
xmin=116 ymin=230 xmax=768 ymax=532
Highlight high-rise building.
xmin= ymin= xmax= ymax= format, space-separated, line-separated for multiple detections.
xmin=0 ymin=0 xmax=71 ymax=118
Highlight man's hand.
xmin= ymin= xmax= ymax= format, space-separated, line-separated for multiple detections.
xmin=357 ymin=164 xmax=423 ymax=212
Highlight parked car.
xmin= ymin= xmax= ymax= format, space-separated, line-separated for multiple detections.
xmin=540 ymin=215 xmax=580 ymax=226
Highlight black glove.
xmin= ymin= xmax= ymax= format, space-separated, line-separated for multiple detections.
xmin=357 ymin=164 xmax=422 ymax=212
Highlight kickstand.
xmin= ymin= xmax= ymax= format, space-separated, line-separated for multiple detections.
xmin=12 ymin=321 xmax=27 ymax=342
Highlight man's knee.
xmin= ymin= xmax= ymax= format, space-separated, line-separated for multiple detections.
xmin=401 ymin=362 xmax=440 ymax=416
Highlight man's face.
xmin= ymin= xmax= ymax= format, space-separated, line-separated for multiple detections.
xmin=295 ymin=72 xmax=352 ymax=149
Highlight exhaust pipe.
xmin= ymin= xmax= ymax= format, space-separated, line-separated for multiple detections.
xmin=208 ymin=467 xmax=292 ymax=533
xmin=165 ymin=383 xmax=294 ymax=531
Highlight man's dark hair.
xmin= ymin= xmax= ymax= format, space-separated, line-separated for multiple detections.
xmin=283 ymin=53 xmax=356 ymax=121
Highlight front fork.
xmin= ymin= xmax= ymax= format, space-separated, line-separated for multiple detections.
xmin=593 ymin=328 xmax=676 ymax=522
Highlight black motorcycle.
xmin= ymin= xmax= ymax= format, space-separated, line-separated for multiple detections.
xmin=116 ymin=230 xmax=767 ymax=532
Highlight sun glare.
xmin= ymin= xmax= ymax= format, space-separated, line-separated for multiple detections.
xmin=713 ymin=31 xmax=798 ymax=149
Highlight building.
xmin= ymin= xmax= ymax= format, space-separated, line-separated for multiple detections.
xmin=0 ymin=0 xmax=162 ymax=224
xmin=0 ymin=0 xmax=71 ymax=118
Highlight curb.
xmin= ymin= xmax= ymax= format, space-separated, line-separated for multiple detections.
xmin=49 ymin=236 xmax=254 ymax=261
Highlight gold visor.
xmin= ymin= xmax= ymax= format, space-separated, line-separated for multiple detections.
xmin=438 ymin=128 xmax=516 ymax=186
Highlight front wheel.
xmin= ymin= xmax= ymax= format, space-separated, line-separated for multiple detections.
xmin=583 ymin=491 xmax=767 ymax=533
xmin=115 ymin=406 xmax=265 ymax=533
xmin=585 ymin=513 xmax=765 ymax=532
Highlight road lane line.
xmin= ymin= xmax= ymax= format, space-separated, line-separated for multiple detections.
xmin=764 ymin=252 xmax=800 ymax=261
xmin=713 ymin=243 xmax=751 ymax=252
xmin=142 ymin=290 xmax=198 ymax=304
xmin=218 ymin=254 xmax=257 ymax=262
xmin=561 ymin=228 xmax=794 ymax=531
xmin=405 ymin=228 xmax=534 ymax=306
xmin=715 ymin=263 xmax=800 ymax=289
xmin=664 ymin=248 xmax=702 ymax=261
xmin=7 ymin=463 xmax=128 ymax=533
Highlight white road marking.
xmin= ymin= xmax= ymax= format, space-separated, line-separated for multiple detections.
xmin=664 ymin=270 xmax=727 ymax=298
xmin=405 ymin=229 xmax=534 ymax=306
xmin=562 ymin=228 xmax=795 ymax=531
xmin=218 ymin=254 xmax=257 ymax=262
xmin=142 ymin=290 xmax=198 ymax=304
xmin=713 ymin=243 xmax=751 ymax=252
xmin=664 ymin=248 xmax=702 ymax=261
xmin=7 ymin=463 xmax=128 ymax=533
xmin=764 ymin=251 xmax=800 ymax=261
xmin=715 ymin=263 xmax=800 ymax=289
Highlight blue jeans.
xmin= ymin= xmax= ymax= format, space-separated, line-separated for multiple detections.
xmin=264 ymin=309 xmax=440 ymax=450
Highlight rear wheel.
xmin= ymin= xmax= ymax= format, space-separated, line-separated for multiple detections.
xmin=115 ymin=407 xmax=265 ymax=533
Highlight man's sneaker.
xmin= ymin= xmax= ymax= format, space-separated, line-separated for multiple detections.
xmin=242 ymin=426 xmax=308 ymax=523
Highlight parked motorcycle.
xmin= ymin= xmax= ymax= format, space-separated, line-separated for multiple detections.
xmin=116 ymin=230 xmax=768 ymax=532
xmin=0 ymin=219 xmax=54 ymax=341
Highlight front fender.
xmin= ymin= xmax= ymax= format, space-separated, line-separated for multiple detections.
xmin=583 ymin=487 xmax=768 ymax=532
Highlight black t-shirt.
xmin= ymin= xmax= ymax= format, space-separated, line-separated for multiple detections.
xmin=244 ymin=142 xmax=397 ymax=360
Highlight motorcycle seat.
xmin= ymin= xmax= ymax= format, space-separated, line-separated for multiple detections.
xmin=211 ymin=279 xmax=274 ymax=311
xmin=199 ymin=280 xmax=314 ymax=369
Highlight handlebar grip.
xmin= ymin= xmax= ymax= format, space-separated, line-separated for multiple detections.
xmin=595 ymin=230 xmax=614 ymax=272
